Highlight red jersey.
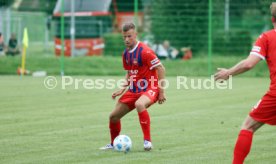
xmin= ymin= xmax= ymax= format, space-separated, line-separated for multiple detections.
xmin=122 ymin=41 xmax=161 ymax=93
xmin=250 ymin=29 xmax=276 ymax=92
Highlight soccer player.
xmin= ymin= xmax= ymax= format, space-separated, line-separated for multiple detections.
xmin=214 ymin=3 xmax=276 ymax=164
xmin=100 ymin=22 xmax=166 ymax=151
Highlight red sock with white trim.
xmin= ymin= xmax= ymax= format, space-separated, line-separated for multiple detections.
xmin=109 ymin=120 xmax=121 ymax=145
xmin=233 ymin=130 xmax=253 ymax=164
xmin=138 ymin=110 xmax=151 ymax=141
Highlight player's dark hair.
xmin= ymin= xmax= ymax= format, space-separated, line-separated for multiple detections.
xmin=122 ymin=22 xmax=136 ymax=32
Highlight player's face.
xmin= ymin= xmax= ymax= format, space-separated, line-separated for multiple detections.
xmin=122 ymin=29 xmax=137 ymax=49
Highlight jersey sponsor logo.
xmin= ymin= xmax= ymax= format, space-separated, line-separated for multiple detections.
xmin=151 ymin=58 xmax=159 ymax=65
xmin=252 ymin=46 xmax=261 ymax=52
xmin=129 ymin=70 xmax=138 ymax=75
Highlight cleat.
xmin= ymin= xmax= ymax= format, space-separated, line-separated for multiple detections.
xmin=144 ymin=140 xmax=153 ymax=151
xmin=100 ymin=144 xmax=114 ymax=150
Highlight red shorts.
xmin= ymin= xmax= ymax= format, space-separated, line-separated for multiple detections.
xmin=250 ymin=92 xmax=276 ymax=125
xmin=119 ymin=89 xmax=159 ymax=110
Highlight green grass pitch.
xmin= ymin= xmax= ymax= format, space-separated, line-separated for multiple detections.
xmin=0 ymin=76 xmax=275 ymax=164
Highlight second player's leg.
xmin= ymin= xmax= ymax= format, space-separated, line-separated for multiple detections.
xmin=241 ymin=115 xmax=264 ymax=132
xmin=232 ymin=115 xmax=264 ymax=164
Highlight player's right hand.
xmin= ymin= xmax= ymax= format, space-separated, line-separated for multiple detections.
xmin=112 ymin=89 xmax=125 ymax=99
xmin=214 ymin=68 xmax=230 ymax=81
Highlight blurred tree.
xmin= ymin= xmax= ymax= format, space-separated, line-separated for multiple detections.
xmin=151 ymin=0 xmax=209 ymax=52
xmin=227 ymin=0 xmax=271 ymax=18
xmin=110 ymin=0 xmax=143 ymax=12
xmin=17 ymin=0 xmax=57 ymax=15
xmin=151 ymin=0 xmax=273 ymax=53
xmin=45 ymin=0 xmax=58 ymax=15
xmin=0 ymin=0 xmax=14 ymax=7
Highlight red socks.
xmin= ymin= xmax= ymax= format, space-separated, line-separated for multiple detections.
xmin=109 ymin=110 xmax=151 ymax=145
xmin=138 ymin=110 xmax=151 ymax=141
xmin=109 ymin=120 xmax=121 ymax=145
xmin=233 ymin=130 xmax=253 ymax=164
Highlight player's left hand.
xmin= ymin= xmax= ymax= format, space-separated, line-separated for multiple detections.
xmin=214 ymin=68 xmax=230 ymax=81
xmin=158 ymin=92 xmax=166 ymax=104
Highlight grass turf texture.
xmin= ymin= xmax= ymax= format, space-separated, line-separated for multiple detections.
xmin=0 ymin=76 xmax=275 ymax=164
xmin=0 ymin=54 xmax=269 ymax=77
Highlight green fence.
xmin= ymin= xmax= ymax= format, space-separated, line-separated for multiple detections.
xmin=0 ymin=0 xmax=274 ymax=55
xmin=0 ymin=0 xmax=274 ymax=76
xmin=103 ymin=0 xmax=273 ymax=57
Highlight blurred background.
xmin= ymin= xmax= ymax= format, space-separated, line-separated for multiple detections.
xmin=0 ymin=0 xmax=273 ymax=76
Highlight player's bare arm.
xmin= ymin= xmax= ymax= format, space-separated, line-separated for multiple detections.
xmin=214 ymin=55 xmax=261 ymax=81
xmin=112 ymin=73 xmax=129 ymax=99
xmin=154 ymin=64 xmax=166 ymax=104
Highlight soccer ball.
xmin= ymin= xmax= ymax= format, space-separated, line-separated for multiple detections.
xmin=113 ymin=135 xmax=132 ymax=152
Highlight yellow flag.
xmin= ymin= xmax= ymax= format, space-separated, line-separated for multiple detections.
xmin=22 ymin=28 xmax=28 ymax=48
xmin=21 ymin=27 xmax=28 ymax=76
